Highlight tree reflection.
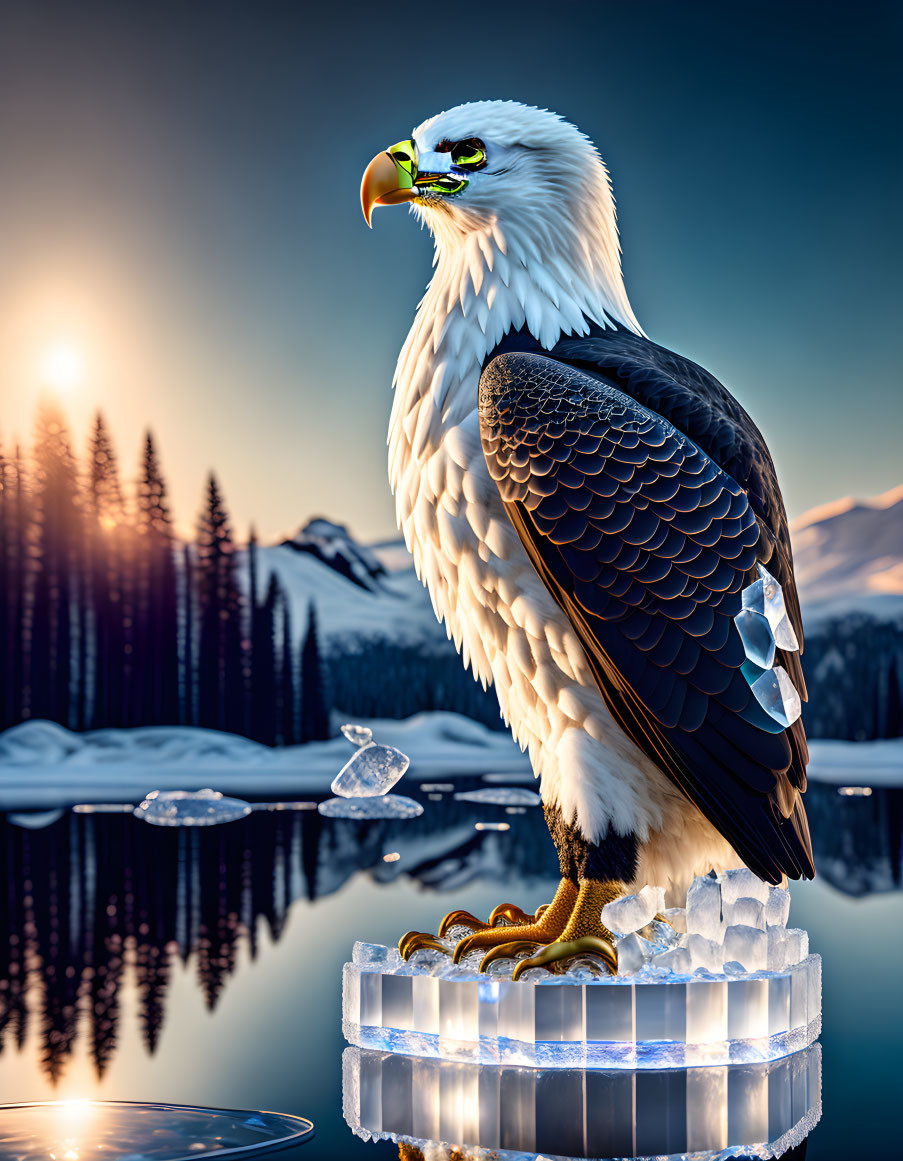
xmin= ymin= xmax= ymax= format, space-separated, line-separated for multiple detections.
xmin=0 ymin=778 xmax=896 ymax=1083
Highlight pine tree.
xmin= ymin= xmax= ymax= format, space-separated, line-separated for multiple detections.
xmin=298 ymin=602 xmax=329 ymax=742
xmin=30 ymin=401 xmax=82 ymax=724
xmin=135 ymin=432 xmax=179 ymax=724
xmin=85 ymin=412 xmax=129 ymax=727
xmin=248 ymin=545 xmax=279 ymax=745
xmin=195 ymin=473 xmax=242 ymax=732
xmin=279 ymin=596 xmax=295 ymax=745
xmin=6 ymin=447 xmax=28 ymax=726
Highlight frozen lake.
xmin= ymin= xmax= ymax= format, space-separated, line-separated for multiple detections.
xmin=0 ymin=773 xmax=899 ymax=1159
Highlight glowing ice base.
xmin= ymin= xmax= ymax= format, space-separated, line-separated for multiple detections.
xmin=342 ymin=943 xmax=821 ymax=1069
xmin=343 ymin=1042 xmax=822 ymax=1160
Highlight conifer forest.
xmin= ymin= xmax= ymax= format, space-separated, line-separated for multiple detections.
xmin=0 ymin=401 xmax=330 ymax=744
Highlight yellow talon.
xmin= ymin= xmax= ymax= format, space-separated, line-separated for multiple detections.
xmin=399 ymin=932 xmax=451 ymax=961
xmin=478 ymin=940 xmax=544 ymax=971
xmin=511 ymin=936 xmax=618 ymax=980
xmin=488 ymin=902 xmax=534 ymax=927
xmin=437 ymin=909 xmax=489 ymax=938
xmin=534 ymin=902 xmax=551 ymax=919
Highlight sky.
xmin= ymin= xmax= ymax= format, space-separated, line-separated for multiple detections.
xmin=0 ymin=0 xmax=899 ymax=543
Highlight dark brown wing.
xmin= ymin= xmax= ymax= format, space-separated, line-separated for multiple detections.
xmin=479 ymin=351 xmax=813 ymax=883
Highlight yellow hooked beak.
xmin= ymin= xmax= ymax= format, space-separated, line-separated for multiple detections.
xmin=361 ymin=139 xmax=420 ymax=227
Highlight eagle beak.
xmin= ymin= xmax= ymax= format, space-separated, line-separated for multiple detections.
xmin=361 ymin=139 xmax=420 ymax=227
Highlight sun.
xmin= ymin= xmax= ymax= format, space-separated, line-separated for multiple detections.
xmin=41 ymin=342 xmax=84 ymax=392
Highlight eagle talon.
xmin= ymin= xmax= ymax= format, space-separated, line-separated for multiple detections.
xmin=399 ymin=932 xmax=451 ymax=961
xmin=511 ymin=936 xmax=618 ymax=980
xmin=478 ymin=940 xmax=544 ymax=971
xmin=488 ymin=902 xmax=534 ymax=926
xmin=438 ymin=909 xmax=489 ymax=938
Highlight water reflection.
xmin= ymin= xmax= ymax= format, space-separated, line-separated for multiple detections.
xmin=343 ymin=1043 xmax=822 ymax=1159
xmin=0 ymin=776 xmax=894 ymax=1086
xmin=0 ymin=1100 xmax=314 ymax=1159
xmin=0 ymin=796 xmax=556 ymax=1083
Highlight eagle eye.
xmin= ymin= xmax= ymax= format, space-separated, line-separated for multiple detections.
xmin=437 ymin=137 xmax=487 ymax=170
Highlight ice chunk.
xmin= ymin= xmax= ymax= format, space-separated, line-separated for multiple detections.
xmin=686 ymin=877 xmax=724 ymax=941
xmin=783 ymin=928 xmax=808 ymax=965
xmin=341 ymin=723 xmax=373 ymax=747
xmin=654 ymin=946 xmax=691 ymax=974
xmin=719 ymin=868 xmax=770 ymax=906
xmin=722 ymin=924 xmax=767 ymax=972
xmin=318 ymin=794 xmax=423 ymax=819
xmin=133 ymin=788 xmax=251 ymax=827
xmin=601 ymin=885 xmax=665 ymax=935
xmin=727 ymin=897 xmax=765 ymax=931
xmin=661 ymin=907 xmax=687 ymax=933
xmin=741 ymin=564 xmax=799 ymax=651
xmin=331 ymin=743 xmax=410 ymax=798
xmin=615 ymin=932 xmax=652 ymax=973
xmin=767 ymin=926 xmax=788 ymax=971
xmin=749 ymin=666 xmax=802 ymax=728
xmin=765 ymin=885 xmax=791 ymax=928
xmin=353 ymin=941 xmax=403 ymax=967
xmin=453 ymin=787 xmax=541 ymax=807
xmin=474 ymin=821 xmax=510 ymax=831
xmin=687 ymin=934 xmax=722 ymax=973
xmin=735 ymin=608 xmax=776 ymax=669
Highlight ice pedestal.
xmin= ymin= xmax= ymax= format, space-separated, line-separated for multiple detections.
xmin=343 ymin=945 xmax=821 ymax=1069
xmin=343 ymin=1042 xmax=822 ymax=1160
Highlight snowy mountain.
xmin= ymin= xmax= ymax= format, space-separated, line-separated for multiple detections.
xmin=792 ymin=483 xmax=903 ymax=624
xmin=241 ymin=519 xmax=448 ymax=655
xmin=790 ymin=485 xmax=903 ymax=740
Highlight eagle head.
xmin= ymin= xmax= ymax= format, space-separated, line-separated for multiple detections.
xmin=361 ymin=100 xmax=640 ymax=342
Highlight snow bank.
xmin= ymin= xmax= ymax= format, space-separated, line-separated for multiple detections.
xmin=807 ymin=737 xmax=903 ymax=786
xmin=0 ymin=716 xmax=898 ymax=812
xmin=0 ymin=714 xmax=532 ymax=810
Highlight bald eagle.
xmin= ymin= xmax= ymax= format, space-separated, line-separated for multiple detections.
xmin=362 ymin=101 xmax=813 ymax=977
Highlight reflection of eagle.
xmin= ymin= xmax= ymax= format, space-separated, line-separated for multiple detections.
xmin=362 ymin=101 xmax=813 ymax=976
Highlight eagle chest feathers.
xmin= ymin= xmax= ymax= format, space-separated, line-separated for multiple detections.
xmin=390 ymin=334 xmax=724 ymax=894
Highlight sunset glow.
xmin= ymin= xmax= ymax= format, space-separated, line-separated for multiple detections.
xmin=41 ymin=342 xmax=84 ymax=393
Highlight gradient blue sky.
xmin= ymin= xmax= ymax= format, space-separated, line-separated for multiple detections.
xmin=0 ymin=0 xmax=899 ymax=541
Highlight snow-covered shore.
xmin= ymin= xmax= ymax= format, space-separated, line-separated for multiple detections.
xmin=0 ymin=714 xmax=532 ymax=809
xmin=0 ymin=714 xmax=900 ymax=810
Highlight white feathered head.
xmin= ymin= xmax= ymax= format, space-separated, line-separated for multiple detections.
xmin=361 ymin=100 xmax=640 ymax=337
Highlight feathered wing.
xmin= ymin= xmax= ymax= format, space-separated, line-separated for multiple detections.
xmin=479 ymin=350 xmax=814 ymax=883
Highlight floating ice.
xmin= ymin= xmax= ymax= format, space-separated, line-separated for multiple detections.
xmin=742 ymin=564 xmax=799 ymax=651
xmin=453 ymin=787 xmax=541 ymax=807
xmin=341 ymin=723 xmax=373 ymax=747
xmin=133 ymin=789 xmax=251 ymax=827
xmin=250 ymin=800 xmax=318 ymax=812
xmin=73 ymin=803 xmax=136 ymax=814
xmin=686 ymin=876 xmax=724 ymax=942
xmin=750 ymin=665 xmax=802 ymax=727
xmin=331 ymin=743 xmax=410 ymax=799
xmin=601 ymin=885 xmax=665 ymax=935
xmin=0 ymin=1102 xmax=314 ymax=1158
xmin=7 ymin=809 xmax=65 ymax=829
xmin=474 ymin=821 xmax=510 ymax=831
xmin=318 ymin=794 xmax=423 ymax=820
